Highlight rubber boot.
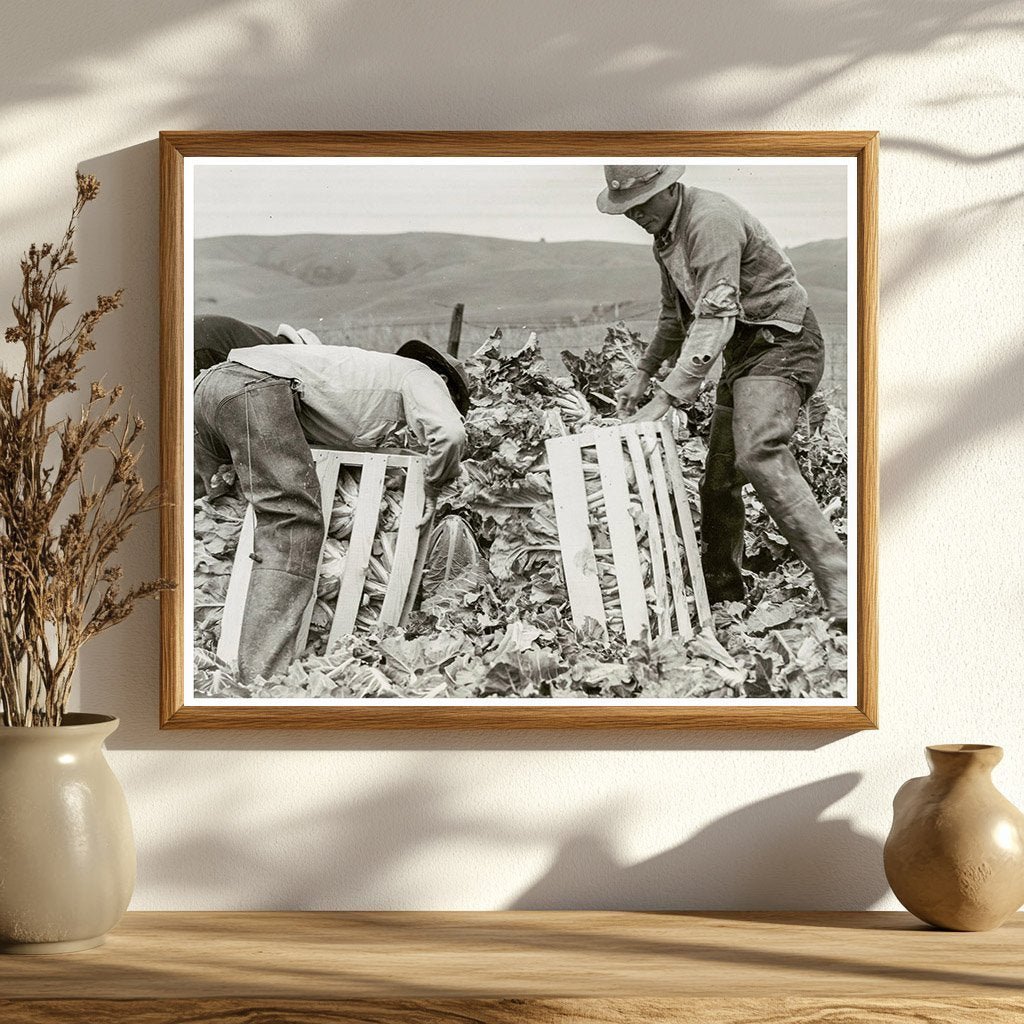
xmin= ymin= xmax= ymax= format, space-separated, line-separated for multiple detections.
xmin=699 ymin=404 xmax=747 ymax=604
xmin=238 ymin=567 xmax=318 ymax=686
xmin=731 ymin=377 xmax=848 ymax=628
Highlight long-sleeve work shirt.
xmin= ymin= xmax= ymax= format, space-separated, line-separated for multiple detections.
xmin=637 ymin=186 xmax=809 ymax=402
xmin=228 ymin=345 xmax=466 ymax=496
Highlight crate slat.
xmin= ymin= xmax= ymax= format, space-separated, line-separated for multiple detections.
xmin=658 ymin=423 xmax=713 ymax=630
xmin=624 ymin=429 xmax=671 ymax=639
xmin=214 ymin=448 xmax=428 ymax=669
xmin=328 ymin=453 xmax=389 ymax=643
xmin=547 ymin=435 xmax=607 ymax=633
xmin=546 ymin=422 xmax=715 ymax=644
xmin=331 ymin=450 xmax=418 ymax=469
xmin=292 ymin=450 xmax=343 ymax=651
xmin=643 ymin=426 xmax=694 ymax=640
xmin=400 ymin=511 xmax=435 ymax=625
xmin=216 ymin=505 xmax=256 ymax=663
xmin=380 ymin=458 xmax=426 ymax=625
xmin=595 ymin=428 xmax=648 ymax=642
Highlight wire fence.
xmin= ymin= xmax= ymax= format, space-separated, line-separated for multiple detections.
xmin=307 ymin=313 xmax=848 ymax=408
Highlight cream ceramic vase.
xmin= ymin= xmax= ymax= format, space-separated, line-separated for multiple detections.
xmin=0 ymin=713 xmax=135 ymax=953
xmin=884 ymin=744 xmax=1024 ymax=931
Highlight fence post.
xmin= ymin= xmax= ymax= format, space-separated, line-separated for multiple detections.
xmin=447 ymin=303 xmax=464 ymax=357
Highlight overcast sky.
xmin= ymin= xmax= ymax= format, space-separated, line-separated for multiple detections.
xmin=192 ymin=159 xmax=850 ymax=248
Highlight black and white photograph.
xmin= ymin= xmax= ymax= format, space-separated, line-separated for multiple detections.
xmin=181 ymin=151 xmax=862 ymax=710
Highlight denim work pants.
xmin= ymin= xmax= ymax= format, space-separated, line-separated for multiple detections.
xmin=716 ymin=306 xmax=825 ymax=408
xmin=699 ymin=380 xmax=847 ymax=621
xmin=194 ymin=362 xmax=324 ymax=685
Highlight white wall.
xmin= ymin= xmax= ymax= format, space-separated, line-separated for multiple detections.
xmin=2 ymin=0 xmax=1021 ymax=910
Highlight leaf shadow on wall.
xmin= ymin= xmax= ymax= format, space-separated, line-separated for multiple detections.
xmin=884 ymin=341 xmax=1024 ymax=510
xmin=133 ymin=764 xmax=544 ymax=911
xmin=882 ymin=137 xmax=1024 ymax=166
xmin=511 ymin=773 xmax=886 ymax=911
xmin=879 ymin=185 xmax=1024 ymax=510
xmin=884 ymin=193 xmax=1023 ymax=310
xmin=130 ymin=762 xmax=886 ymax=912
xmin=0 ymin=0 xmax=1018 ymax=246
xmin=118 ymin=764 xmax=1019 ymax=992
xmin=1 ymin=0 xmax=1015 ymax=128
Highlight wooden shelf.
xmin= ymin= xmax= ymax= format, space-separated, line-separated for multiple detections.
xmin=1 ymin=911 xmax=1022 ymax=1022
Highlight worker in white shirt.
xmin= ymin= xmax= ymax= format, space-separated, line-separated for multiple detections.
xmin=193 ymin=316 xmax=469 ymax=685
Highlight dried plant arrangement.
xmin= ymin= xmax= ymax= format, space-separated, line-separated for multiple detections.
xmin=0 ymin=173 xmax=170 ymax=726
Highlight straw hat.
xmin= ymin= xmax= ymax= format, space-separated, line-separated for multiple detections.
xmin=596 ymin=165 xmax=685 ymax=215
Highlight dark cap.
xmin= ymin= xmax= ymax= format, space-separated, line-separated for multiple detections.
xmin=396 ymin=339 xmax=471 ymax=417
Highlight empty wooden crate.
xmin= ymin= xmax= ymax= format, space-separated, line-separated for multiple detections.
xmin=216 ymin=448 xmax=427 ymax=664
xmin=545 ymin=421 xmax=713 ymax=643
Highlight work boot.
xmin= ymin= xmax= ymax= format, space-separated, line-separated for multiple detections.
xmin=731 ymin=377 xmax=848 ymax=628
xmin=699 ymin=404 xmax=747 ymax=604
xmin=761 ymin=490 xmax=848 ymax=630
xmin=238 ymin=567 xmax=318 ymax=687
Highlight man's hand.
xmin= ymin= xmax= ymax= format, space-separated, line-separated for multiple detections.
xmin=626 ymin=392 xmax=673 ymax=423
xmin=418 ymin=496 xmax=437 ymax=530
xmin=207 ymin=464 xmax=237 ymax=499
xmin=615 ymin=370 xmax=651 ymax=417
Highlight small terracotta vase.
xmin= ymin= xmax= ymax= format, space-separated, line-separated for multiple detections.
xmin=0 ymin=713 xmax=135 ymax=953
xmin=884 ymin=744 xmax=1024 ymax=931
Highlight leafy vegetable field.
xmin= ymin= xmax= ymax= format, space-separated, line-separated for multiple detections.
xmin=194 ymin=326 xmax=849 ymax=701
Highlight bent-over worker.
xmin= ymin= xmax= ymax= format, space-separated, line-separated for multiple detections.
xmin=193 ymin=315 xmax=470 ymax=685
xmin=597 ymin=165 xmax=847 ymax=629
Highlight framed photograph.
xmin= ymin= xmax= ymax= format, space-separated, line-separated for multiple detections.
xmin=160 ymin=131 xmax=877 ymax=729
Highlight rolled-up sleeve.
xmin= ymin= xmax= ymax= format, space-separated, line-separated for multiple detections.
xmin=401 ymin=369 xmax=467 ymax=497
xmin=659 ymin=317 xmax=735 ymax=404
xmin=654 ymin=203 xmax=746 ymax=404
xmin=637 ymin=259 xmax=687 ymax=376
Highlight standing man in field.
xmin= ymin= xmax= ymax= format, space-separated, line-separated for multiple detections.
xmin=598 ymin=166 xmax=847 ymax=629
xmin=193 ymin=316 xmax=470 ymax=684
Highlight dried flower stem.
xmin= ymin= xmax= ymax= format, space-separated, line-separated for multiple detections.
xmin=0 ymin=173 xmax=172 ymax=726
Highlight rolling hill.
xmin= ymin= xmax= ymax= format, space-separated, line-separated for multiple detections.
xmin=194 ymin=232 xmax=848 ymax=335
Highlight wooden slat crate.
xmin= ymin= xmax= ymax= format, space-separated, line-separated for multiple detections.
xmin=217 ymin=448 xmax=427 ymax=664
xmin=546 ymin=421 xmax=713 ymax=643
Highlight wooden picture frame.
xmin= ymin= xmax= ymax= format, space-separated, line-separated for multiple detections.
xmin=160 ymin=131 xmax=877 ymax=730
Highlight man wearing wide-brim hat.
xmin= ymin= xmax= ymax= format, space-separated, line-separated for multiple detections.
xmin=193 ymin=317 xmax=469 ymax=684
xmin=597 ymin=165 xmax=847 ymax=629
